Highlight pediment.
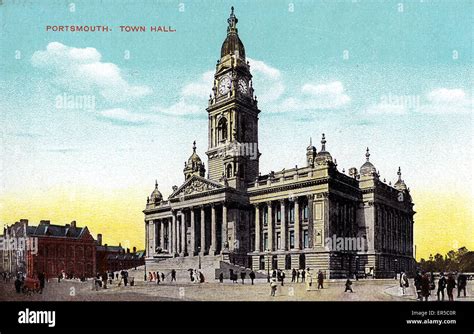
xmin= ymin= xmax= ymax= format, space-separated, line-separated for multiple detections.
xmin=169 ymin=175 xmax=224 ymax=198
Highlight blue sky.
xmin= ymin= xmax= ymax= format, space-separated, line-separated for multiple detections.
xmin=0 ymin=1 xmax=472 ymax=225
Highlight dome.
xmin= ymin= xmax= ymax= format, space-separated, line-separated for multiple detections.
xmin=315 ymin=133 xmax=333 ymax=164
xmin=220 ymin=7 xmax=246 ymax=59
xmin=184 ymin=141 xmax=206 ymax=179
xmin=187 ymin=141 xmax=203 ymax=165
xmin=360 ymin=148 xmax=377 ymax=176
xmin=306 ymin=137 xmax=316 ymax=152
xmin=150 ymin=180 xmax=163 ymax=203
xmin=394 ymin=167 xmax=408 ymax=191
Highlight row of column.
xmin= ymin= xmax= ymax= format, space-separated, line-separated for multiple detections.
xmin=254 ymin=195 xmax=312 ymax=253
xmin=376 ymin=204 xmax=413 ymax=256
xmin=148 ymin=203 xmax=228 ymax=257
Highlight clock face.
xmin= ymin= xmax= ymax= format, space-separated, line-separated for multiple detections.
xmin=238 ymin=79 xmax=248 ymax=94
xmin=218 ymin=76 xmax=231 ymax=95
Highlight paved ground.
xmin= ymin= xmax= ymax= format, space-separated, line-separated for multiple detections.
xmin=2 ymin=274 xmax=472 ymax=302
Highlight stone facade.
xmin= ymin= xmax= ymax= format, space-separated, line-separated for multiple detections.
xmin=143 ymin=8 xmax=415 ymax=278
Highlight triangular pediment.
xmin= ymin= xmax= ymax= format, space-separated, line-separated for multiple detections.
xmin=169 ymin=175 xmax=224 ymax=199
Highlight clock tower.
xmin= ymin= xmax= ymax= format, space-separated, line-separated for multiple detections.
xmin=206 ymin=7 xmax=260 ymax=190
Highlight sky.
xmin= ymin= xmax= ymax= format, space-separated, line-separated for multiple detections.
xmin=0 ymin=0 xmax=472 ymax=259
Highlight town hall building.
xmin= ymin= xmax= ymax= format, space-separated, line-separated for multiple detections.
xmin=143 ymin=7 xmax=415 ymax=278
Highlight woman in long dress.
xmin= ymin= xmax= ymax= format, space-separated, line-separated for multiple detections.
xmin=306 ymin=268 xmax=313 ymax=291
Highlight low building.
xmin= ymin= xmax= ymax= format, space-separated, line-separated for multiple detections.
xmin=95 ymin=234 xmax=144 ymax=273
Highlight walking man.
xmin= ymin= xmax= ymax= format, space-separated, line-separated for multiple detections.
xmin=317 ymin=270 xmax=324 ymax=289
xmin=437 ymin=272 xmax=447 ymax=301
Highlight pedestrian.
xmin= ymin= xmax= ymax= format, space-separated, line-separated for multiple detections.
xmin=123 ymin=271 xmax=129 ymax=286
xmin=317 ymin=270 xmax=324 ymax=289
xmin=161 ymin=272 xmax=165 ymax=282
xmin=305 ymin=268 xmax=313 ymax=291
xmin=301 ymin=269 xmax=305 ymax=283
xmin=249 ymin=270 xmax=255 ymax=285
xmin=400 ymin=271 xmax=408 ymax=295
xmin=108 ymin=271 xmax=114 ymax=285
xmin=116 ymin=273 xmax=119 ymax=280
xmin=152 ymin=271 xmax=157 ymax=282
xmin=446 ymin=273 xmax=456 ymax=301
xmin=199 ymin=271 xmax=205 ymax=283
xmin=38 ymin=272 xmax=45 ymax=294
xmin=280 ymin=270 xmax=285 ymax=286
xmin=14 ymin=274 xmax=22 ymax=293
xmin=190 ymin=270 xmax=194 ymax=282
xmin=291 ymin=268 xmax=296 ymax=283
xmin=437 ymin=272 xmax=446 ymax=301
xmin=296 ymin=269 xmax=300 ymax=283
xmin=57 ymin=272 xmax=62 ymax=283
xmin=345 ymin=277 xmax=353 ymax=292
xmin=101 ymin=272 xmax=108 ymax=289
xmin=457 ymin=273 xmax=467 ymax=298
xmin=414 ymin=272 xmax=422 ymax=300
xmin=156 ymin=272 xmax=160 ymax=285
xmin=171 ymin=269 xmax=176 ymax=282
xmin=240 ymin=271 xmax=246 ymax=284
xmin=219 ymin=272 xmax=224 ymax=283
xmin=420 ymin=272 xmax=430 ymax=301
xmin=270 ymin=277 xmax=278 ymax=296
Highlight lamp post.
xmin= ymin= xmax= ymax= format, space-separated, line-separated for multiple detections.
xmin=394 ymin=258 xmax=398 ymax=280
xmin=198 ymin=246 xmax=201 ymax=270
xmin=355 ymin=255 xmax=359 ymax=279
xmin=144 ymin=258 xmax=147 ymax=282
xmin=266 ymin=249 xmax=270 ymax=282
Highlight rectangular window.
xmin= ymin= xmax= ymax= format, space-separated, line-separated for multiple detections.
xmin=263 ymin=233 xmax=268 ymax=250
xmin=303 ymin=204 xmax=308 ymax=220
xmin=289 ymin=231 xmax=295 ymax=249
xmin=303 ymin=230 xmax=309 ymax=248
xmin=289 ymin=205 xmax=294 ymax=223
xmin=263 ymin=208 xmax=268 ymax=226
xmin=276 ymin=207 xmax=281 ymax=223
xmin=276 ymin=232 xmax=281 ymax=249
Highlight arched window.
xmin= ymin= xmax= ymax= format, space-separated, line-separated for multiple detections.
xmin=218 ymin=118 xmax=228 ymax=142
xmin=226 ymin=164 xmax=232 ymax=178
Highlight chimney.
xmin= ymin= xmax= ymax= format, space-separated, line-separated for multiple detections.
xmin=349 ymin=167 xmax=358 ymax=178
xmin=133 ymin=246 xmax=136 ymax=253
xmin=127 ymin=248 xmax=130 ymax=254
xmin=97 ymin=234 xmax=102 ymax=246
xmin=70 ymin=220 xmax=76 ymax=228
xmin=19 ymin=219 xmax=29 ymax=226
xmin=40 ymin=220 xmax=50 ymax=225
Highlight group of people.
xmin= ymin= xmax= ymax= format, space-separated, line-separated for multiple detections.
xmin=270 ymin=268 xmax=327 ymax=296
xmin=94 ymin=270 xmax=131 ymax=291
xmin=221 ymin=269 xmax=256 ymax=284
xmin=413 ymin=271 xmax=469 ymax=301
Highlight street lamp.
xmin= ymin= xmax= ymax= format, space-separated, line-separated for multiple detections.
xmin=355 ymin=255 xmax=359 ymax=279
xmin=198 ymin=246 xmax=201 ymax=270
xmin=394 ymin=259 xmax=398 ymax=280
xmin=265 ymin=248 xmax=270 ymax=282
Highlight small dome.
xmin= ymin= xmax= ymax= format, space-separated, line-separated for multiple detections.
xmin=360 ymin=148 xmax=377 ymax=176
xmin=394 ymin=167 xmax=408 ymax=191
xmin=306 ymin=137 xmax=316 ymax=152
xmin=187 ymin=141 xmax=203 ymax=165
xmin=220 ymin=7 xmax=246 ymax=59
xmin=150 ymin=180 xmax=163 ymax=203
xmin=315 ymin=133 xmax=333 ymax=164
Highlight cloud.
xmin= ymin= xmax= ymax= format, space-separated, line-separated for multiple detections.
xmin=248 ymin=58 xmax=284 ymax=103
xmin=181 ymin=71 xmax=214 ymax=99
xmin=419 ymin=88 xmax=472 ymax=114
xmin=98 ymin=108 xmax=151 ymax=126
xmin=273 ymin=81 xmax=350 ymax=113
xmin=153 ymin=100 xmax=202 ymax=116
xmin=31 ymin=42 xmax=152 ymax=103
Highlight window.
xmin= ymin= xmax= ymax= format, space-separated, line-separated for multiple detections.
xmin=218 ymin=118 xmax=228 ymax=142
xmin=226 ymin=164 xmax=232 ymax=178
xmin=263 ymin=208 xmax=268 ymax=226
xmin=303 ymin=230 xmax=309 ymax=248
xmin=276 ymin=206 xmax=281 ymax=222
xmin=289 ymin=231 xmax=295 ymax=249
xmin=259 ymin=256 xmax=265 ymax=270
xmin=303 ymin=203 xmax=308 ymax=220
xmin=276 ymin=232 xmax=281 ymax=249
xmin=288 ymin=205 xmax=294 ymax=223
xmin=263 ymin=233 xmax=268 ymax=250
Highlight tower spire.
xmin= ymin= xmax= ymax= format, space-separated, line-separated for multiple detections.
xmin=193 ymin=140 xmax=196 ymax=153
xmin=155 ymin=179 xmax=158 ymax=188
xmin=227 ymin=6 xmax=238 ymax=33
xmin=397 ymin=166 xmax=402 ymax=180
xmin=365 ymin=147 xmax=370 ymax=161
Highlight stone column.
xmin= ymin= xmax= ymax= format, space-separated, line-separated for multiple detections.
xmin=149 ymin=221 xmax=155 ymax=256
xmin=307 ymin=194 xmax=314 ymax=248
xmin=171 ymin=212 xmax=177 ymax=255
xmin=190 ymin=208 xmax=195 ymax=256
xmin=200 ymin=206 xmax=206 ymax=255
xmin=280 ymin=200 xmax=286 ymax=250
xmin=221 ymin=203 xmax=228 ymax=253
xmin=180 ymin=211 xmax=186 ymax=256
xmin=160 ymin=220 xmax=165 ymax=251
xmin=210 ymin=204 xmax=217 ymax=254
xmin=145 ymin=221 xmax=149 ymax=257
xmin=267 ymin=201 xmax=273 ymax=251
xmin=254 ymin=204 xmax=260 ymax=252
xmin=294 ymin=198 xmax=300 ymax=250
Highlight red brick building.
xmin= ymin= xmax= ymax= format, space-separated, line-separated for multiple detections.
xmin=10 ymin=220 xmax=97 ymax=279
xmin=95 ymin=234 xmax=144 ymax=273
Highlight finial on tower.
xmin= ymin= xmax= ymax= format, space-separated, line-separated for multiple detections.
xmin=397 ymin=166 xmax=402 ymax=180
xmin=365 ymin=147 xmax=370 ymax=161
xmin=155 ymin=179 xmax=158 ymax=188
xmin=193 ymin=140 xmax=196 ymax=152
xmin=227 ymin=6 xmax=238 ymax=32
xmin=321 ymin=133 xmax=326 ymax=151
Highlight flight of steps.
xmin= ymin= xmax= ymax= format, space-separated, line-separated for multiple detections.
xmin=143 ymin=255 xmax=267 ymax=281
